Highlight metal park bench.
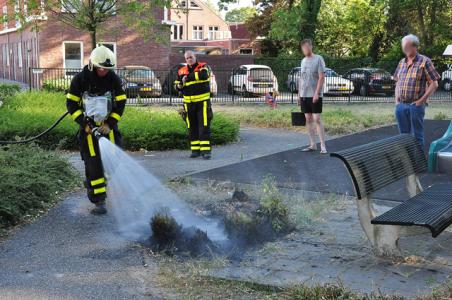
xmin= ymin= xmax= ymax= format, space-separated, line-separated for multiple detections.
xmin=331 ymin=134 xmax=452 ymax=257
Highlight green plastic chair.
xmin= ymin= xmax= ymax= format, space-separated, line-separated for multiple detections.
xmin=428 ymin=121 xmax=452 ymax=172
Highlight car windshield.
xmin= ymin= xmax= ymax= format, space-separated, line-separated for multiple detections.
xmin=249 ymin=68 xmax=273 ymax=81
xmin=129 ymin=69 xmax=155 ymax=77
xmin=325 ymin=69 xmax=339 ymax=77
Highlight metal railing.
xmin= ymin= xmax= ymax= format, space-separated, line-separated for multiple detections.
xmin=27 ymin=67 xmax=452 ymax=105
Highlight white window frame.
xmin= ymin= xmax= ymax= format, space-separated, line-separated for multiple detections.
xmin=62 ymin=41 xmax=84 ymax=69
xmin=192 ymin=25 xmax=203 ymax=40
xmin=208 ymin=26 xmax=219 ymax=40
xmin=223 ymin=31 xmax=231 ymax=39
xmin=171 ymin=24 xmax=184 ymax=41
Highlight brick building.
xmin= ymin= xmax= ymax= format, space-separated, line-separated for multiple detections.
xmin=0 ymin=1 xmax=170 ymax=83
xmin=169 ymin=0 xmax=259 ymax=55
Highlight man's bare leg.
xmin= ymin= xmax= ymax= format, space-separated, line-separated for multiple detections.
xmin=302 ymin=113 xmax=317 ymax=150
xmin=313 ymin=113 xmax=326 ymax=152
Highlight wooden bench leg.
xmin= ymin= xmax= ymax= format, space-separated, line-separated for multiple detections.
xmin=356 ymin=197 xmax=403 ymax=257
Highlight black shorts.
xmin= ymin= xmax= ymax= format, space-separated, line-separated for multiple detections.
xmin=300 ymin=97 xmax=323 ymax=114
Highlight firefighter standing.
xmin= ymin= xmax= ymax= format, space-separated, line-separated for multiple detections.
xmin=174 ymin=50 xmax=213 ymax=159
xmin=66 ymin=46 xmax=127 ymax=215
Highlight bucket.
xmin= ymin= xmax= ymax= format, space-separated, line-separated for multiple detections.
xmin=291 ymin=112 xmax=306 ymax=126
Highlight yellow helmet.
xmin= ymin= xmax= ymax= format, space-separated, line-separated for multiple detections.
xmin=88 ymin=45 xmax=116 ymax=71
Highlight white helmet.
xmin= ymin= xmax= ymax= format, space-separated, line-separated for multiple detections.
xmin=88 ymin=45 xmax=116 ymax=71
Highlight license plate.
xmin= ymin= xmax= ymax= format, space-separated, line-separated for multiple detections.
xmin=339 ymin=87 xmax=349 ymax=91
xmin=140 ymin=87 xmax=152 ymax=91
xmin=383 ymin=85 xmax=391 ymax=89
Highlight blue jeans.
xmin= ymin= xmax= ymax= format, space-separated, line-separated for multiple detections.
xmin=395 ymin=103 xmax=425 ymax=148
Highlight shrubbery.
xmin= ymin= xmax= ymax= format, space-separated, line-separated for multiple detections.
xmin=42 ymin=78 xmax=71 ymax=93
xmin=0 ymin=91 xmax=239 ymax=151
xmin=0 ymin=83 xmax=21 ymax=101
xmin=0 ymin=144 xmax=79 ymax=229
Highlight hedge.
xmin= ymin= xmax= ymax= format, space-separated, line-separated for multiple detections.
xmin=0 ymin=91 xmax=239 ymax=151
xmin=0 ymin=144 xmax=79 ymax=229
xmin=0 ymin=83 xmax=21 ymax=101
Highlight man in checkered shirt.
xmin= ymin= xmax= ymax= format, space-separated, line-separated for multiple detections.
xmin=394 ymin=34 xmax=440 ymax=149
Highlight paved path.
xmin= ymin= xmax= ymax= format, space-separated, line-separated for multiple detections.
xmin=190 ymin=120 xmax=452 ymax=202
xmin=0 ymin=127 xmax=310 ymax=299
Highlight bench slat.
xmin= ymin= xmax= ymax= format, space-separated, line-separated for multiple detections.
xmin=371 ymin=184 xmax=452 ymax=237
xmin=331 ymin=134 xmax=427 ymax=199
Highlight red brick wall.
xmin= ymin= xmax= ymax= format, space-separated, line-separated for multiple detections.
xmin=39 ymin=12 xmax=170 ymax=70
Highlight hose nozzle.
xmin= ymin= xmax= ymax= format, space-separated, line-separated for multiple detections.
xmin=91 ymin=127 xmax=102 ymax=139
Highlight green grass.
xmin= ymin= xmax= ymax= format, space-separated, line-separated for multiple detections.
xmin=0 ymin=144 xmax=79 ymax=231
xmin=0 ymin=91 xmax=239 ymax=151
xmin=212 ymin=103 xmax=452 ymax=135
xmin=156 ymin=254 xmax=452 ymax=299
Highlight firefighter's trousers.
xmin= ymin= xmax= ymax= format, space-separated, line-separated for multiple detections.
xmin=78 ymin=126 xmax=122 ymax=204
xmin=184 ymin=99 xmax=213 ymax=154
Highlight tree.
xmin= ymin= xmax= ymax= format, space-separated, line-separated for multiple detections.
xmin=225 ymin=7 xmax=257 ymax=22
xmin=13 ymin=0 xmax=171 ymax=50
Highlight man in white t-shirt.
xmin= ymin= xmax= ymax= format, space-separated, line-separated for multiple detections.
xmin=298 ymin=39 xmax=327 ymax=154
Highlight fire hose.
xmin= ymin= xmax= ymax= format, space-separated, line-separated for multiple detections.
xmin=0 ymin=112 xmax=105 ymax=145
xmin=0 ymin=111 xmax=70 ymax=145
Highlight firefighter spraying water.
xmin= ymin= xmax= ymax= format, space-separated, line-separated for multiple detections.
xmin=66 ymin=45 xmax=127 ymax=215
xmin=0 ymin=46 xmax=226 ymax=242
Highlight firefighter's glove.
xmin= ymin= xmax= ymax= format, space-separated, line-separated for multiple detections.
xmin=98 ymin=123 xmax=111 ymax=135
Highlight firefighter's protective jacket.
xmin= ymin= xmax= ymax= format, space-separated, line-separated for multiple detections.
xmin=174 ymin=62 xmax=211 ymax=103
xmin=66 ymin=66 xmax=127 ymax=127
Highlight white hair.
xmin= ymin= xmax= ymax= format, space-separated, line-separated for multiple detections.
xmin=402 ymin=34 xmax=420 ymax=47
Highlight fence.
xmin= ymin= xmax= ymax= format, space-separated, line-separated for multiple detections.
xmin=28 ymin=66 xmax=452 ymax=105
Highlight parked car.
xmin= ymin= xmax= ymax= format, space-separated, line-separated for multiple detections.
xmin=441 ymin=65 xmax=452 ymax=91
xmin=118 ymin=66 xmax=162 ymax=98
xmin=228 ymin=65 xmax=279 ymax=96
xmin=162 ymin=63 xmax=218 ymax=97
xmin=343 ymin=68 xmax=395 ymax=96
xmin=286 ymin=67 xmax=354 ymax=95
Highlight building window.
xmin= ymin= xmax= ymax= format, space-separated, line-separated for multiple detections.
xmin=63 ymin=41 xmax=83 ymax=69
xmin=179 ymin=0 xmax=200 ymax=9
xmin=192 ymin=25 xmax=203 ymax=40
xmin=223 ymin=31 xmax=231 ymax=39
xmin=208 ymin=26 xmax=219 ymax=40
xmin=189 ymin=1 xmax=200 ymax=8
xmin=2 ymin=6 xmax=7 ymax=30
xmin=171 ymin=24 xmax=184 ymax=40
xmin=239 ymin=48 xmax=253 ymax=55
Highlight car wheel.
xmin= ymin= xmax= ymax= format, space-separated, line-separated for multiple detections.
xmin=227 ymin=83 xmax=234 ymax=95
xmin=360 ymin=85 xmax=368 ymax=97
xmin=289 ymin=82 xmax=297 ymax=93
xmin=443 ymin=79 xmax=451 ymax=91
xmin=242 ymin=85 xmax=249 ymax=97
